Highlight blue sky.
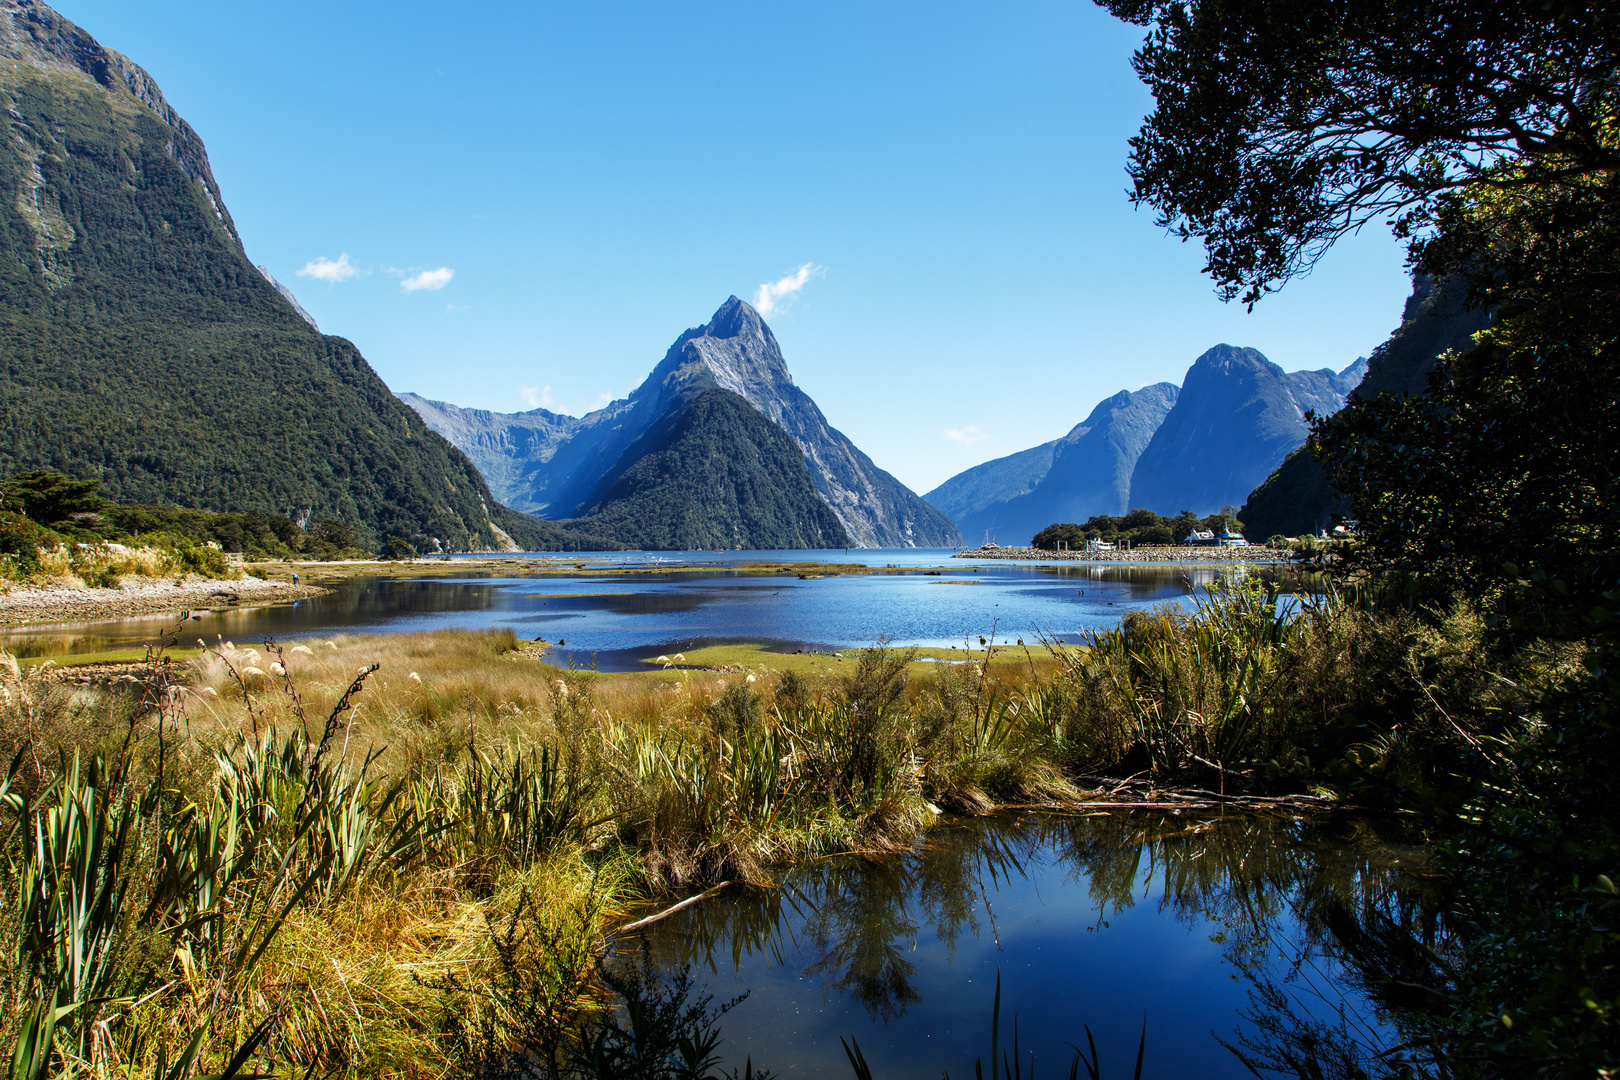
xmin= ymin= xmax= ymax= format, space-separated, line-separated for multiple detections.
xmin=57 ymin=0 xmax=1413 ymax=494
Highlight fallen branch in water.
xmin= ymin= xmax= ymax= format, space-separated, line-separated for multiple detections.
xmin=616 ymin=881 xmax=734 ymax=934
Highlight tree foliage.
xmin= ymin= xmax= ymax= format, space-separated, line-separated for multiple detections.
xmin=0 ymin=470 xmax=105 ymax=532
xmin=1102 ymin=0 xmax=1620 ymax=306
xmin=1099 ymin=3 xmax=1620 ymax=1072
xmin=1032 ymin=507 xmax=1241 ymax=549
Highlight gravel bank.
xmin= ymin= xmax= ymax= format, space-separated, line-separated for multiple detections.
xmin=0 ymin=575 xmax=329 ymax=627
xmin=952 ymin=545 xmax=1292 ymax=564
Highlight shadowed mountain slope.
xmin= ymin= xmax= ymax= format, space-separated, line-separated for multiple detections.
xmin=1127 ymin=347 xmax=1365 ymax=517
xmin=569 ymin=388 xmax=851 ymax=550
xmin=925 ymin=383 xmax=1179 ymax=546
xmin=1240 ymin=278 xmax=1491 ymax=537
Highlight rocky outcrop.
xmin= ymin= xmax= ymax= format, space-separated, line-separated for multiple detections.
xmin=0 ymin=0 xmax=242 ymax=247
xmin=256 ymin=266 xmax=319 ymax=331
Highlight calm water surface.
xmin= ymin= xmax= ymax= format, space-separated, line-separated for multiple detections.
xmin=628 ymin=811 xmax=1425 ymax=1078
xmin=3 ymin=550 xmax=1308 ymax=670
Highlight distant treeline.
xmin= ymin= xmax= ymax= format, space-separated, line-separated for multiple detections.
xmin=1032 ymin=508 xmax=1245 ymax=550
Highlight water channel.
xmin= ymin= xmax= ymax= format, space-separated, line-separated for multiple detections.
xmin=2 ymin=550 xmax=1311 ymax=671
xmin=627 ymin=809 xmax=1428 ymax=1079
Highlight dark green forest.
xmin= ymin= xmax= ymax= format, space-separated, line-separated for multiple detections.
xmin=571 ymin=389 xmax=851 ymax=550
xmin=0 ymin=68 xmax=604 ymax=553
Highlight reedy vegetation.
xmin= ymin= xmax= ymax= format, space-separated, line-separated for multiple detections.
xmin=0 ymin=578 xmax=1573 ymax=1077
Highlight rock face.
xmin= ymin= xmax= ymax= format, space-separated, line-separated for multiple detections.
xmin=1127 ymin=347 xmax=1365 ymax=516
xmin=406 ymin=297 xmax=962 ymax=548
xmin=256 ymin=266 xmax=318 ymax=331
xmin=0 ymin=0 xmax=582 ymax=552
xmin=1240 ymin=276 xmax=1490 ymax=537
xmin=925 ymin=383 xmax=1179 ymax=546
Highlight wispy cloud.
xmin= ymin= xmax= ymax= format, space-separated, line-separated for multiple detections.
xmin=520 ymin=385 xmax=555 ymax=409
xmin=753 ymin=262 xmax=821 ymax=317
xmin=297 ymin=253 xmax=360 ymax=282
xmin=401 ymin=266 xmax=454 ymax=292
xmin=943 ymin=425 xmax=990 ymax=445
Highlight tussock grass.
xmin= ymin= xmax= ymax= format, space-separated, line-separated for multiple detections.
xmin=0 ymin=579 xmax=1556 ymax=1077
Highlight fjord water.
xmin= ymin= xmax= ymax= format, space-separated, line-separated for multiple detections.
xmin=629 ymin=811 xmax=1419 ymax=1079
xmin=1 ymin=551 xmax=1298 ymax=667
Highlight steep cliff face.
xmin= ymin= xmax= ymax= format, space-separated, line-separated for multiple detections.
xmin=926 ymin=383 xmax=1179 ymax=545
xmin=407 ymin=297 xmax=962 ymax=548
xmin=0 ymin=0 xmax=579 ymax=551
xmin=1240 ymin=277 xmax=1491 ymax=537
xmin=1126 ymin=347 xmax=1363 ymax=516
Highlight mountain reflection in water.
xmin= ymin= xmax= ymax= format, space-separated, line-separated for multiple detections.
xmin=628 ymin=811 xmax=1433 ymax=1078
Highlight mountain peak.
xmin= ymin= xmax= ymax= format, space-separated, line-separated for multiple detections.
xmin=703 ymin=295 xmax=767 ymax=340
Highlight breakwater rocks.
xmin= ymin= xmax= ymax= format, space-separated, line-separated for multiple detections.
xmin=0 ymin=575 xmax=329 ymax=627
xmin=952 ymin=545 xmax=1290 ymax=563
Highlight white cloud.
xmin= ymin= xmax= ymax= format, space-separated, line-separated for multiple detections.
xmin=943 ymin=425 xmax=990 ymax=445
xmin=753 ymin=262 xmax=821 ymax=317
xmin=297 ymin=252 xmax=360 ymax=282
xmin=401 ymin=266 xmax=454 ymax=292
xmin=520 ymin=385 xmax=555 ymax=409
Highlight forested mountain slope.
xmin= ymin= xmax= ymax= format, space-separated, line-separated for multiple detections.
xmin=0 ymin=0 xmax=593 ymax=552
xmin=570 ymin=389 xmax=851 ymax=550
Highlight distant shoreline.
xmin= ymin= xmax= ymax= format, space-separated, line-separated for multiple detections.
xmin=952 ymin=545 xmax=1291 ymax=563
xmin=0 ymin=575 xmax=329 ymax=628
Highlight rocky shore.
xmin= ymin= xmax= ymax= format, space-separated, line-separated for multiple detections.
xmin=0 ymin=574 xmax=329 ymax=627
xmin=953 ymin=545 xmax=1291 ymax=564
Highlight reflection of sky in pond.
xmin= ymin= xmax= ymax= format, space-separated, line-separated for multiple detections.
xmin=3 ymin=555 xmax=1317 ymax=672
xmin=630 ymin=812 xmax=1421 ymax=1079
